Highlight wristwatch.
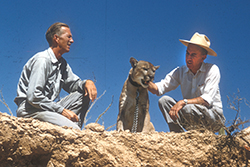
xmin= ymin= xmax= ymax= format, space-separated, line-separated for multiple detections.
xmin=183 ymin=99 xmax=188 ymax=105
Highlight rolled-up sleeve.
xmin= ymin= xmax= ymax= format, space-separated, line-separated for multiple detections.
xmin=61 ymin=63 xmax=86 ymax=94
xmin=155 ymin=67 xmax=180 ymax=96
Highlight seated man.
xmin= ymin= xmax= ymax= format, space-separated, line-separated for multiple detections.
xmin=148 ymin=32 xmax=225 ymax=132
xmin=14 ymin=22 xmax=97 ymax=130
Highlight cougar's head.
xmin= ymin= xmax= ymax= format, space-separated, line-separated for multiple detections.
xmin=129 ymin=57 xmax=159 ymax=88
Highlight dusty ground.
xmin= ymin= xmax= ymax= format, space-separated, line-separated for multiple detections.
xmin=0 ymin=112 xmax=249 ymax=167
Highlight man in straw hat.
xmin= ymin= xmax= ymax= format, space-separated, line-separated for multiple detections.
xmin=148 ymin=32 xmax=225 ymax=132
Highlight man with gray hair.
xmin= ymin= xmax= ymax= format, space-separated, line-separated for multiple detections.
xmin=14 ymin=22 xmax=97 ymax=130
xmin=148 ymin=32 xmax=225 ymax=133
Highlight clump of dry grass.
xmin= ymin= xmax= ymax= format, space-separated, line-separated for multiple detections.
xmin=0 ymin=89 xmax=13 ymax=116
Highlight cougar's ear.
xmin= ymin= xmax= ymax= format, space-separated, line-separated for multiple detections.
xmin=130 ymin=57 xmax=138 ymax=68
xmin=154 ymin=65 xmax=160 ymax=70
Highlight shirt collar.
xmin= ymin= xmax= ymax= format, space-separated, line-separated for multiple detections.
xmin=185 ymin=62 xmax=206 ymax=73
xmin=47 ymin=47 xmax=59 ymax=64
xmin=184 ymin=66 xmax=189 ymax=73
xmin=199 ymin=62 xmax=206 ymax=73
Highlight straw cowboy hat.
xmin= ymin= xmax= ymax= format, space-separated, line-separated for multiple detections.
xmin=179 ymin=32 xmax=217 ymax=56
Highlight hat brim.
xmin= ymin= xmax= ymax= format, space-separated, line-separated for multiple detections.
xmin=179 ymin=39 xmax=217 ymax=56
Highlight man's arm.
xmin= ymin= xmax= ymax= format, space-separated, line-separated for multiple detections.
xmin=84 ymin=80 xmax=97 ymax=102
xmin=184 ymin=97 xmax=209 ymax=107
xmin=169 ymin=97 xmax=209 ymax=121
xmin=148 ymin=81 xmax=159 ymax=95
xmin=61 ymin=63 xmax=97 ymax=102
xmin=60 ymin=80 xmax=97 ymax=121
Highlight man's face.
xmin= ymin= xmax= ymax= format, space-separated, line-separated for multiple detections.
xmin=185 ymin=44 xmax=207 ymax=74
xmin=56 ymin=26 xmax=74 ymax=54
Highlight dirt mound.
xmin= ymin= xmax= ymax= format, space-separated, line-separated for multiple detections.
xmin=0 ymin=112 xmax=249 ymax=167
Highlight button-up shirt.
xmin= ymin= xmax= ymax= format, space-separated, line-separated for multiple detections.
xmin=155 ymin=62 xmax=222 ymax=109
xmin=14 ymin=48 xmax=86 ymax=114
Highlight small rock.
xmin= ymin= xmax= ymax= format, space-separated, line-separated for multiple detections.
xmin=85 ymin=123 xmax=104 ymax=132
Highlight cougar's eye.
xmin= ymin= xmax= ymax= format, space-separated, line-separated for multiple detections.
xmin=143 ymin=67 xmax=148 ymax=71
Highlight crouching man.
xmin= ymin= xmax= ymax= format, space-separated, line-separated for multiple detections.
xmin=148 ymin=32 xmax=225 ymax=132
xmin=14 ymin=22 xmax=97 ymax=130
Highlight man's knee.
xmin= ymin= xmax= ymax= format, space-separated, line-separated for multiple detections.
xmin=158 ymin=95 xmax=174 ymax=107
xmin=159 ymin=95 xmax=169 ymax=105
xmin=158 ymin=95 xmax=176 ymax=118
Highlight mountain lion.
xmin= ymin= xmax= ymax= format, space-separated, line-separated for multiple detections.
xmin=116 ymin=57 xmax=159 ymax=132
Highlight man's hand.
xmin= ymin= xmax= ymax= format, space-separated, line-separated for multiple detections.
xmin=169 ymin=100 xmax=185 ymax=121
xmin=148 ymin=81 xmax=159 ymax=95
xmin=61 ymin=109 xmax=79 ymax=122
xmin=84 ymin=80 xmax=97 ymax=102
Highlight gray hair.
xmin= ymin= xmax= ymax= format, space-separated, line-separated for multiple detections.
xmin=45 ymin=22 xmax=69 ymax=46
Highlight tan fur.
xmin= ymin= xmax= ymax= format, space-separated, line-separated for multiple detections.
xmin=116 ymin=57 xmax=159 ymax=132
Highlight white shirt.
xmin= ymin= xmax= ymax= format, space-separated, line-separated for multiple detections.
xmin=155 ymin=62 xmax=222 ymax=109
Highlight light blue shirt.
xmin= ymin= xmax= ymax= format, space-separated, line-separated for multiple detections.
xmin=14 ymin=48 xmax=86 ymax=115
xmin=155 ymin=62 xmax=223 ymax=109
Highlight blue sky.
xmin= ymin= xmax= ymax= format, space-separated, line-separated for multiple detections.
xmin=0 ymin=0 xmax=249 ymax=132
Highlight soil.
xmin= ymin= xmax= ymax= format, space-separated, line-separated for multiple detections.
xmin=0 ymin=112 xmax=249 ymax=167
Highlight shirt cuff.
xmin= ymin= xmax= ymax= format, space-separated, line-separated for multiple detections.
xmin=155 ymin=82 xmax=163 ymax=96
xmin=57 ymin=106 xmax=64 ymax=114
xmin=78 ymin=79 xmax=87 ymax=93
xmin=200 ymin=94 xmax=213 ymax=106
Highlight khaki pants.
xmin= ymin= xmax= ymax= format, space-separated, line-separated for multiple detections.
xmin=158 ymin=95 xmax=226 ymax=133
